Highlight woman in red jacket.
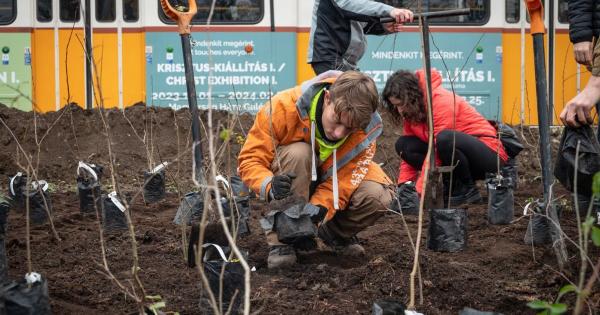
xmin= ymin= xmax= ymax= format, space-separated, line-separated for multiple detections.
xmin=382 ymin=69 xmax=508 ymax=207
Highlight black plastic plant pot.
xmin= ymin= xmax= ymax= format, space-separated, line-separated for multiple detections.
xmin=0 ymin=273 xmax=51 ymax=314
xmin=25 ymin=183 xmax=52 ymax=225
xmin=0 ymin=198 xmax=8 ymax=236
xmin=77 ymin=162 xmax=103 ymax=214
xmin=0 ymin=199 xmax=9 ymax=283
xmin=199 ymin=244 xmax=244 ymax=315
xmin=391 ymin=182 xmax=419 ymax=215
xmin=501 ymin=159 xmax=519 ymax=189
xmin=143 ymin=168 xmax=166 ymax=204
xmin=230 ymin=175 xmax=251 ymax=236
xmin=372 ymin=300 xmax=406 ymax=315
xmin=78 ymin=182 xmax=102 ymax=214
xmin=173 ymin=191 xmax=203 ymax=226
xmin=427 ymin=208 xmax=468 ymax=252
xmin=573 ymin=194 xmax=600 ymax=220
xmin=486 ymin=176 xmax=514 ymax=225
xmin=275 ymin=211 xmax=317 ymax=245
xmin=8 ymin=172 xmax=27 ymax=209
xmin=102 ymin=193 xmax=128 ymax=231
xmin=524 ymin=201 xmax=556 ymax=245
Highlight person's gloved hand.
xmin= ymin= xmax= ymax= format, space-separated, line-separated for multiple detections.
xmin=269 ymin=173 xmax=296 ymax=201
xmin=302 ymin=203 xmax=328 ymax=224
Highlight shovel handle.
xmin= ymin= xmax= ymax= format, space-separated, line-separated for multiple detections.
xmin=160 ymin=0 xmax=198 ymax=34
xmin=525 ymin=0 xmax=545 ymax=35
xmin=379 ymin=8 xmax=470 ymax=24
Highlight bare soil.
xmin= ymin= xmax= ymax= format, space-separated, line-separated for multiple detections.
xmin=0 ymin=103 xmax=598 ymax=314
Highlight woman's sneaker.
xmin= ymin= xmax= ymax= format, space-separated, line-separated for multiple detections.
xmin=446 ymin=182 xmax=482 ymax=207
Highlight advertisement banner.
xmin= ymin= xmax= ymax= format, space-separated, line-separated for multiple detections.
xmin=359 ymin=32 xmax=503 ymax=120
xmin=146 ymin=32 xmax=297 ymax=114
xmin=0 ymin=34 xmax=32 ymax=111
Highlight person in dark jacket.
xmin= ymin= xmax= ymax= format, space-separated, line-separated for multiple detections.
xmin=568 ymin=0 xmax=600 ymax=67
xmin=308 ymin=0 xmax=413 ymax=75
xmin=562 ymin=0 xmax=600 ymax=127
xmin=383 ymin=69 xmax=508 ymax=207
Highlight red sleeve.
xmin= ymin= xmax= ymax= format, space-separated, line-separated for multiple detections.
xmin=397 ymin=122 xmax=419 ymax=185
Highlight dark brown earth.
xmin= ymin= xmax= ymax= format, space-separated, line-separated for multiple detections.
xmin=0 ymin=103 xmax=598 ymax=314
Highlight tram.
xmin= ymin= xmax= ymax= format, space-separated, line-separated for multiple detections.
xmin=0 ymin=0 xmax=585 ymax=125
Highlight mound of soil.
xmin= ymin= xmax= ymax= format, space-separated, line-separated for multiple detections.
xmin=0 ymin=103 xmax=598 ymax=314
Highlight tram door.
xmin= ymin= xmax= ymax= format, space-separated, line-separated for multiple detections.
xmin=32 ymin=0 xmax=143 ymax=112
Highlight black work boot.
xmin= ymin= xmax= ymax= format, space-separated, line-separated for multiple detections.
xmin=267 ymin=245 xmax=297 ymax=269
xmin=446 ymin=179 xmax=482 ymax=208
xmin=317 ymin=224 xmax=365 ymax=257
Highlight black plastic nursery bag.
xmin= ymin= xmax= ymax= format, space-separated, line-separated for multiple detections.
xmin=230 ymin=175 xmax=251 ymax=236
xmin=0 ymin=198 xmax=8 ymax=284
xmin=427 ymin=208 xmax=468 ymax=252
xmin=524 ymin=200 xmax=557 ymax=245
xmin=102 ymin=192 xmax=128 ymax=231
xmin=459 ymin=307 xmax=504 ymax=315
xmin=391 ymin=181 xmax=419 ymax=215
xmin=0 ymin=273 xmax=51 ymax=315
xmin=25 ymin=181 xmax=51 ymax=225
xmin=488 ymin=121 xmax=524 ymax=159
xmin=8 ymin=172 xmax=27 ymax=208
xmin=501 ymin=159 xmax=519 ymax=189
xmin=199 ymin=243 xmax=244 ymax=315
xmin=486 ymin=175 xmax=514 ymax=225
xmin=554 ymin=125 xmax=600 ymax=197
xmin=372 ymin=300 xmax=406 ymax=315
xmin=143 ymin=162 xmax=167 ymax=203
xmin=173 ymin=191 xmax=204 ymax=226
xmin=573 ymin=194 xmax=600 ymax=220
xmin=76 ymin=162 xmax=103 ymax=213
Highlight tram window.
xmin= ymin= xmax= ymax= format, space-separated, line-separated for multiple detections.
xmin=558 ymin=0 xmax=568 ymax=24
xmin=0 ymin=0 xmax=16 ymax=25
xmin=60 ymin=0 xmax=80 ymax=22
xmin=506 ymin=0 xmax=519 ymax=23
xmin=37 ymin=0 xmax=53 ymax=22
xmin=376 ymin=0 xmax=489 ymax=25
xmin=158 ymin=0 xmax=264 ymax=24
xmin=96 ymin=0 xmax=115 ymax=22
xmin=123 ymin=0 xmax=138 ymax=22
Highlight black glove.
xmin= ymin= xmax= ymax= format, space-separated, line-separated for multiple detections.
xmin=302 ymin=203 xmax=327 ymax=224
xmin=269 ymin=173 xmax=296 ymax=201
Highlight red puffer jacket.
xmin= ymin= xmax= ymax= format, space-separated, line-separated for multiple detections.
xmin=397 ymin=69 xmax=508 ymax=194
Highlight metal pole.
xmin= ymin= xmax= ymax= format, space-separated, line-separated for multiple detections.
xmin=548 ymin=0 xmax=555 ymax=123
xmin=526 ymin=0 xmax=567 ymax=269
xmin=269 ymin=0 xmax=275 ymax=32
xmin=180 ymin=34 xmax=205 ymax=185
xmin=84 ymin=0 xmax=93 ymax=109
xmin=532 ymin=34 xmax=553 ymax=198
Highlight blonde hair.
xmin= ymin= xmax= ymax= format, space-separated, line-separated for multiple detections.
xmin=329 ymin=71 xmax=379 ymax=130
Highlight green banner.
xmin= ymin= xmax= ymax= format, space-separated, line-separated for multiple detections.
xmin=0 ymin=34 xmax=32 ymax=111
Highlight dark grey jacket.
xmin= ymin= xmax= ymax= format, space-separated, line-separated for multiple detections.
xmin=307 ymin=0 xmax=394 ymax=69
xmin=569 ymin=0 xmax=600 ymax=43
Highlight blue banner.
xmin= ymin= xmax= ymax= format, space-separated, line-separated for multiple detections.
xmin=359 ymin=32 xmax=503 ymax=120
xmin=146 ymin=32 xmax=297 ymax=113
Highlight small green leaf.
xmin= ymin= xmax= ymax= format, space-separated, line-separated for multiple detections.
xmin=592 ymin=226 xmax=600 ymax=247
xmin=219 ymin=129 xmax=231 ymax=142
xmin=148 ymin=301 xmax=166 ymax=315
xmin=528 ymin=300 xmax=550 ymax=310
xmin=146 ymin=295 xmax=163 ymax=301
xmin=548 ymin=303 xmax=567 ymax=314
xmin=556 ymin=284 xmax=577 ymax=302
xmin=593 ymin=172 xmax=600 ymax=196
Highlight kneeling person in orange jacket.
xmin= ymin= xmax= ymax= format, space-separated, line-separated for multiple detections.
xmin=238 ymin=70 xmax=394 ymax=269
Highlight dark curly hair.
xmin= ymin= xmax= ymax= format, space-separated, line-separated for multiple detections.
xmin=382 ymin=70 xmax=426 ymax=123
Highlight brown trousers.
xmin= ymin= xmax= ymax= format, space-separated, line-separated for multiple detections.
xmin=266 ymin=142 xmax=394 ymax=246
